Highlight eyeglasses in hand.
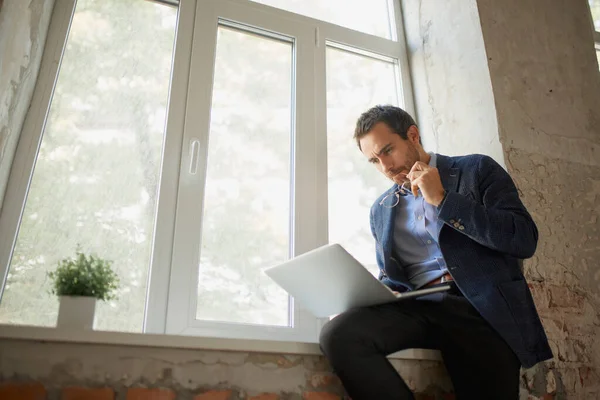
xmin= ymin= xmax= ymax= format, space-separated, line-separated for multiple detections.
xmin=379 ymin=182 xmax=412 ymax=208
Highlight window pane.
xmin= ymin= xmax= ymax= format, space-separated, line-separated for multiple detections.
xmin=250 ymin=0 xmax=395 ymax=40
xmin=0 ymin=0 xmax=177 ymax=332
xmin=195 ymin=26 xmax=292 ymax=326
xmin=326 ymin=47 xmax=399 ymax=277
xmin=590 ymin=0 xmax=600 ymax=31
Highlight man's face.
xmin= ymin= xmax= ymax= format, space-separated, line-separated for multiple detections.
xmin=359 ymin=122 xmax=421 ymax=185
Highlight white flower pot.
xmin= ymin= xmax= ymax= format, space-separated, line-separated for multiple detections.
xmin=57 ymin=296 xmax=97 ymax=330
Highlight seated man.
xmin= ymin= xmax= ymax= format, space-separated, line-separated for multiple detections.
xmin=319 ymin=105 xmax=552 ymax=400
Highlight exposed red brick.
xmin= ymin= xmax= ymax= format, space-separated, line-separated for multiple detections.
xmin=554 ymin=367 xmax=584 ymax=393
xmin=303 ymin=393 xmax=341 ymax=400
xmin=579 ymin=366 xmax=599 ymax=388
xmin=309 ymin=373 xmax=341 ymax=388
xmin=193 ymin=390 xmax=232 ymax=400
xmin=248 ymin=394 xmax=279 ymax=400
xmin=126 ymin=388 xmax=176 ymax=400
xmin=528 ymin=283 xmax=552 ymax=316
xmin=0 ymin=382 xmax=46 ymax=400
xmin=556 ymin=338 xmax=590 ymax=363
xmin=62 ymin=387 xmax=114 ymax=400
xmin=557 ymin=317 xmax=596 ymax=336
xmin=548 ymin=285 xmax=585 ymax=311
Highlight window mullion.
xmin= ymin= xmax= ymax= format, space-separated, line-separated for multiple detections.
xmin=311 ymin=25 xmax=332 ymax=337
xmin=313 ymin=28 xmax=329 ymax=256
xmin=391 ymin=0 xmax=416 ymax=116
xmin=287 ymin=22 xmax=324 ymax=343
xmin=143 ymin=0 xmax=198 ymax=334
xmin=165 ymin=0 xmax=219 ymax=335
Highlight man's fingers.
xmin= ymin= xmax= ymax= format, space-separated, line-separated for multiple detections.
xmin=409 ymin=161 xmax=430 ymax=173
xmin=407 ymin=161 xmax=430 ymax=180
xmin=411 ymin=185 xmax=419 ymax=197
xmin=411 ymin=177 xmax=421 ymax=197
xmin=407 ymin=170 xmax=425 ymax=181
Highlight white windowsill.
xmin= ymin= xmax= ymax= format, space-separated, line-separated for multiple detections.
xmin=0 ymin=324 xmax=442 ymax=361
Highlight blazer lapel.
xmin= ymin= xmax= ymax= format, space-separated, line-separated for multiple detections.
xmin=377 ymin=183 xmax=412 ymax=288
xmin=436 ymin=154 xmax=460 ymax=193
xmin=380 ymin=184 xmax=398 ymax=260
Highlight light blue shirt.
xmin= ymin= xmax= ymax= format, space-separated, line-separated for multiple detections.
xmin=392 ymin=153 xmax=448 ymax=288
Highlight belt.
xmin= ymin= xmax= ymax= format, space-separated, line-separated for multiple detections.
xmin=424 ymin=272 xmax=454 ymax=288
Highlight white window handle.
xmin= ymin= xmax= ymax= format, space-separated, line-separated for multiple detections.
xmin=189 ymin=139 xmax=200 ymax=175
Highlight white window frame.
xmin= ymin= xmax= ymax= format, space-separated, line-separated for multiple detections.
xmin=595 ymin=34 xmax=600 ymax=65
xmin=0 ymin=0 xmax=415 ymax=344
xmin=162 ymin=0 xmax=323 ymax=342
xmin=591 ymin=1 xmax=600 ymax=65
xmin=0 ymin=0 xmax=80 ymax=295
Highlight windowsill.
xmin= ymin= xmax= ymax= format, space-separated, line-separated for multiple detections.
xmin=0 ymin=324 xmax=441 ymax=361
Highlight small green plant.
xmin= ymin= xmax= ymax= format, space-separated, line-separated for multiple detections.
xmin=48 ymin=250 xmax=120 ymax=301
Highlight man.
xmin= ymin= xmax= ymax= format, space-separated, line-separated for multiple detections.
xmin=319 ymin=105 xmax=552 ymax=400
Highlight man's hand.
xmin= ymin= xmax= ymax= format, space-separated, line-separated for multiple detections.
xmin=407 ymin=161 xmax=446 ymax=206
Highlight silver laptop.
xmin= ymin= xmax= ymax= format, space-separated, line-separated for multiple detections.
xmin=264 ymin=243 xmax=451 ymax=318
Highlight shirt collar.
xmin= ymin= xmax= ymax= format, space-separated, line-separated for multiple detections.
xmin=427 ymin=152 xmax=437 ymax=168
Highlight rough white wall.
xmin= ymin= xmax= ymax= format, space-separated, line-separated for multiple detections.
xmin=0 ymin=0 xmax=55 ymax=213
xmin=400 ymin=0 xmax=505 ymax=165
xmin=477 ymin=0 xmax=600 ymax=167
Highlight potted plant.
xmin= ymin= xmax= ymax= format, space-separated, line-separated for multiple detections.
xmin=48 ymin=250 xmax=119 ymax=330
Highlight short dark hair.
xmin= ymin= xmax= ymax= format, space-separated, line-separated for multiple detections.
xmin=354 ymin=105 xmax=418 ymax=150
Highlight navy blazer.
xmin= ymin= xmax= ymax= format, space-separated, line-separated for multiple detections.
xmin=370 ymin=153 xmax=552 ymax=368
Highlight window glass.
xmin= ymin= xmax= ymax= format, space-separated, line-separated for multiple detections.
xmin=0 ymin=0 xmax=177 ymax=332
xmin=589 ymin=0 xmax=600 ymax=31
xmin=251 ymin=0 xmax=395 ymax=39
xmin=195 ymin=26 xmax=293 ymax=326
xmin=326 ymin=46 xmax=400 ymax=277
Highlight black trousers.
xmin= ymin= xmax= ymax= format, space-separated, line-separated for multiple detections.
xmin=319 ymin=284 xmax=521 ymax=400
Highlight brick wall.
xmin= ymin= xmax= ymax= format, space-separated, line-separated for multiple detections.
xmin=0 ymin=382 xmax=460 ymax=400
xmin=0 ymin=384 xmax=294 ymax=400
xmin=0 ymin=336 xmax=569 ymax=399
xmin=0 ymin=339 xmax=456 ymax=400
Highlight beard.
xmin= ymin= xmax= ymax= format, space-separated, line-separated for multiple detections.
xmin=387 ymin=142 xmax=421 ymax=185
